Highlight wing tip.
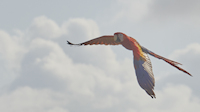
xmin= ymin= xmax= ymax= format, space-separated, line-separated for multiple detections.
xmin=151 ymin=95 xmax=156 ymax=99
xmin=67 ymin=41 xmax=82 ymax=46
xmin=146 ymin=90 xmax=156 ymax=99
xmin=67 ymin=41 xmax=75 ymax=45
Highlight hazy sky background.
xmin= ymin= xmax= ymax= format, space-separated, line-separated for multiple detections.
xmin=0 ymin=0 xmax=200 ymax=112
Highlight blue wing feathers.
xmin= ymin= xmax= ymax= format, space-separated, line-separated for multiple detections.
xmin=134 ymin=53 xmax=156 ymax=98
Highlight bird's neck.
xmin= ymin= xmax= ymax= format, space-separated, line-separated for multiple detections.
xmin=121 ymin=36 xmax=145 ymax=60
xmin=126 ymin=37 xmax=144 ymax=60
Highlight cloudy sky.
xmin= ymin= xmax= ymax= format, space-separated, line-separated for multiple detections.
xmin=0 ymin=0 xmax=200 ymax=111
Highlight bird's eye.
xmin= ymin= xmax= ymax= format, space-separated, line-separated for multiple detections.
xmin=114 ymin=34 xmax=118 ymax=41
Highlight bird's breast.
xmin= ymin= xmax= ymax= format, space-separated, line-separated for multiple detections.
xmin=121 ymin=37 xmax=144 ymax=60
xmin=121 ymin=38 xmax=133 ymax=50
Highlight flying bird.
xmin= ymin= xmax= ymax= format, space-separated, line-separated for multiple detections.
xmin=67 ymin=32 xmax=192 ymax=98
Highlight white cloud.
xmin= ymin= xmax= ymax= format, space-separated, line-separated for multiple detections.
xmin=162 ymin=43 xmax=200 ymax=97
xmin=170 ymin=43 xmax=200 ymax=60
xmin=0 ymin=30 xmax=26 ymax=88
xmin=133 ymin=84 xmax=200 ymax=112
xmin=0 ymin=16 xmax=200 ymax=112
xmin=110 ymin=0 xmax=152 ymax=22
xmin=149 ymin=0 xmax=200 ymax=23
xmin=62 ymin=18 xmax=100 ymax=41
xmin=28 ymin=16 xmax=63 ymax=39
xmin=0 ymin=86 xmax=68 ymax=112
xmin=92 ymin=95 xmax=120 ymax=109
xmin=169 ymin=43 xmax=200 ymax=73
xmin=0 ymin=30 xmax=25 ymax=69
xmin=107 ymin=0 xmax=200 ymax=24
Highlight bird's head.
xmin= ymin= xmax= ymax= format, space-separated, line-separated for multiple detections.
xmin=114 ymin=32 xmax=124 ymax=43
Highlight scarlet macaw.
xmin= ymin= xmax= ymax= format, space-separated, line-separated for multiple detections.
xmin=67 ymin=32 xmax=191 ymax=98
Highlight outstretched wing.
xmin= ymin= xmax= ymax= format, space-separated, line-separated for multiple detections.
xmin=67 ymin=35 xmax=121 ymax=46
xmin=141 ymin=46 xmax=192 ymax=76
xmin=134 ymin=52 xmax=156 ymax=98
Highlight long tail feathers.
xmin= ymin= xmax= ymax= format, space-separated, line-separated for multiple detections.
xmin=141 ymin=46 xmax=192 ymax=76
xmin=164 ymin=59 xmax=192 ymax=76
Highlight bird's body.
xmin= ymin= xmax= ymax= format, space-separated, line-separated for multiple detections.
xmin=67 ymin=32 xmax=191 ymax=98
